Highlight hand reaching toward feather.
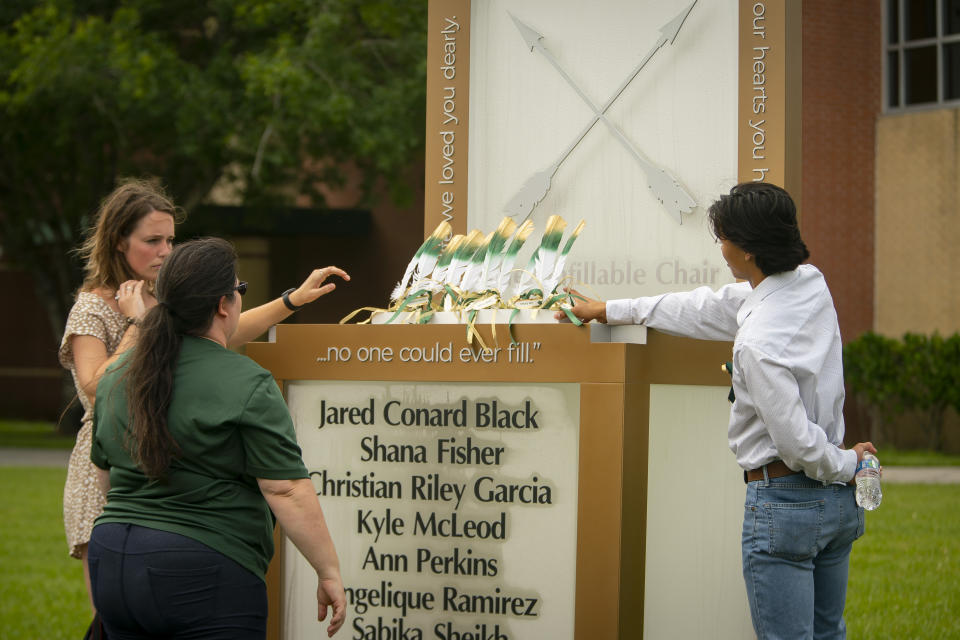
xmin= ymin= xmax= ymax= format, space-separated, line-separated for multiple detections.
xmin=555 ymin=288 xmax=607 ymax=323
xmin=287 ymin=267 xmax=351 ymax=308
xmin=230 ymin=266 xmax=351 ymax=347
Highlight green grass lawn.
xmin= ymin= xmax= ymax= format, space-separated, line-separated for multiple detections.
xmin=0 ymin=465 xmax=957 ymax=639
xmin=877 ymin=446 xmax=960 ymax=466
xmin=0 ymin=420 xmax=76 ymax=450
xmin=0 ymin=468 xmax=90 ymax=639
xmin=846 ymin=483 xmax=960 ymax=639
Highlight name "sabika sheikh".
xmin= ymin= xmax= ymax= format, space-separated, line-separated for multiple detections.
xmin=317 ymin=399 xmax=540 ymax=430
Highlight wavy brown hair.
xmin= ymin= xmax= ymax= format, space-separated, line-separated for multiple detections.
xmin=122 ymin=238 xmax=238 ymax=479
xmin=77 ymin=179 xmax=182 ymax=293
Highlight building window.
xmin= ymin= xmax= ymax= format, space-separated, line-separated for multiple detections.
xmin=885 ymin=0 xmax=960 ymax=109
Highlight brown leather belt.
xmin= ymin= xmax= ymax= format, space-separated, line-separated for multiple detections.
xmin=744 ymin=459 xmax=802 ymax=483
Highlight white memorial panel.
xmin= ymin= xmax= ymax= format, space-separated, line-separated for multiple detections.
xmin=466 ymin=0 xmax=739 ymax=301
xmin=284 ymin=380 xmax=580 ymax=640
xmin=645 ymin=384 xmax=754 ymax=639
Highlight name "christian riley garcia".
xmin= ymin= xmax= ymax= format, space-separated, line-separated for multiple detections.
xmin=316 ymin=399 xmax=541 ymax=429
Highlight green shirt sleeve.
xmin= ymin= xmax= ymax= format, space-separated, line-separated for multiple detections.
xmin=238 ymin=375 xmax=309 ymax=480
xmin=91 ymin=357 xmax=131 ymax=471
xmin=90 ymin=400 xmax=109 ymax=470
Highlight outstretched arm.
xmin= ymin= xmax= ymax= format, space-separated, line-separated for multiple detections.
xmin=258 ymin=477 xmax=346 ymax=636
xmin=231 ymin=267 xmax=350 ymax=347
xmin=557 ymin=282 xmax=749 ymax=341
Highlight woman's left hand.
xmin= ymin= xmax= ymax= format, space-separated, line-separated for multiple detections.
xmin=288 ymin=267 xmax=350 ymax=308
xmin=116 ymin=280 xmax=148 ymax=320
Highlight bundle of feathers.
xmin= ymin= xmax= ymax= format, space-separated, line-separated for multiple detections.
xmin=381 ymin=215 xmax=585 ymax=324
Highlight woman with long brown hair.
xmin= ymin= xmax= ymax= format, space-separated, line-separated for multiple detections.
xmin=88 ymin=237 xmax=345 ymax=637
xmin=60 ymin=179 xmax=348 ymax=610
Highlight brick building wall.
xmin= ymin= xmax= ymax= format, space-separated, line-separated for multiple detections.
xmin=801 ymin=2 xmax=882 ymax=443
xmin=801 ymin=1 xmax=880 ymax=343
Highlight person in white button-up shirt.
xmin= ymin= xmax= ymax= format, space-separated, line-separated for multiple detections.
xmin=564 ymin=183 xmax=876 ymax=640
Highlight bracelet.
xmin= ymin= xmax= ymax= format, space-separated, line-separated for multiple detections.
xmin=124 ymin=316 xmax=141 ymax=328
xmin=281 ymin=288 xmax=304 ymax=311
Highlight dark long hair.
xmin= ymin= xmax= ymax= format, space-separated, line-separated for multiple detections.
xmin=123 ymin=238 xmax=238 ymax=479
xmin=707 ymin=182 xmax=810 ymax=276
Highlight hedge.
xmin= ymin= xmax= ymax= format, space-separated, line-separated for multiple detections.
xmin=843 ymin=332 xmax=960 ymax=450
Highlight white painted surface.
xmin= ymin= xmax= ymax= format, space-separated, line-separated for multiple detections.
xmin=283 ymin=381 xmax=580 ymax=639
xmin=588 ymin=323 xmax=648 ymax=344
xmin=467 ymin=0 xmax=739 ymax=301
xmin=645 ymin=384 xmax=755 ymax=639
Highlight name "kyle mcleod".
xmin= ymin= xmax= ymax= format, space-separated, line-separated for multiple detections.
xmin=317 ymin=399 xmax=540 ymax=430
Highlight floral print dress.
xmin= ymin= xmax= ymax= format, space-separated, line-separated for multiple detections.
xmin=59 ymin=291 xmax=126 ymax=558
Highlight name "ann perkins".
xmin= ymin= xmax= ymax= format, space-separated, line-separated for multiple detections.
xmin=317 ymin=399 xmax=540 ymax=430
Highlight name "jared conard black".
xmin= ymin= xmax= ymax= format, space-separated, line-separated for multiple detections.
xmin=317 ymin=399 xmax=540 ymax=429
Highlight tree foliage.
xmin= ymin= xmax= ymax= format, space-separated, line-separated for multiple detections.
xmin=0 ymin=0 xmax=427 ymax=341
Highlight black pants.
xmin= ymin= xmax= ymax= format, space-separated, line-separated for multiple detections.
xmin=88 ymin=523 xmax=267 ymax=640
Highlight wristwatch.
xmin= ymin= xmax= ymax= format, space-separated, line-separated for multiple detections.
xmin=281 ymin=288 xmax=304 ymax=311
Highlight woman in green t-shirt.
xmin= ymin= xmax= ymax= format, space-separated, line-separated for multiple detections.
xmin=90 ymin=238 xmax=346 ymax=638
xmin=63 ymin=179 xmax=350 ymax=616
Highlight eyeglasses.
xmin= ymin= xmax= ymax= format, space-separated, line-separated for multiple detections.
xmin=235 ymin=281 xmax=247 ymax=296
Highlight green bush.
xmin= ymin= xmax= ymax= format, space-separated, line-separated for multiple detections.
xmin=844 ymin=332 xmax=960 ymax=450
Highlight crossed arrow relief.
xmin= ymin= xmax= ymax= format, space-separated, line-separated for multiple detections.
xmin=504 ymin=1 xmax=698 ymax=224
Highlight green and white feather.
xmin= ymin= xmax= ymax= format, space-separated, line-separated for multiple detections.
xmin=429 ymin=234 xmax=464 ymax=288
xmin=543 ymin=219 xmax=585 ymax=294
xmin=515 ymin=215 xmax=566 ymax=298
xmin=445 ymin=229 xmax=484 ymax=288
xmin=459 ymin=231 xmax=493 ymax=294
xmin=381 ymin=214 xmax=585 ymax=320
xmin=391 ymin=220 xmax=451 ymax=302
xmin=479 ymin=217 xmax=517 ymax=292
xmin=496 ymin=219 xmax=535 ymax=295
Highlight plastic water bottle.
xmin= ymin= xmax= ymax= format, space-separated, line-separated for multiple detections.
xmin=855 ymin=452 xmax=882 ymax=510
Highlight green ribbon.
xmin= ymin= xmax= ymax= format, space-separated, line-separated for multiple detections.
xmin=385 ymin=288 xmax=430 ymax=324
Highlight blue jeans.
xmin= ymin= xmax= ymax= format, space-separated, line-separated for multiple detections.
xmin=88 ymin=523 xmax=267 ymax=640
xmin=742 ymin=472 xmax=864 ymax=640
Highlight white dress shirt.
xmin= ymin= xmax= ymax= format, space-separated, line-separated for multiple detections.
xmin=606 ymin=264 xmax=857 ymax=484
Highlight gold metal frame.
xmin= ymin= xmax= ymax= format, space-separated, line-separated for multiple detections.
xmin=248 ymin=323 xmax=731 ymax=638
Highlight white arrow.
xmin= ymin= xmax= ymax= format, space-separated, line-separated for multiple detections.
xmin=504 ymin=2 xmax=698 ymax=223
